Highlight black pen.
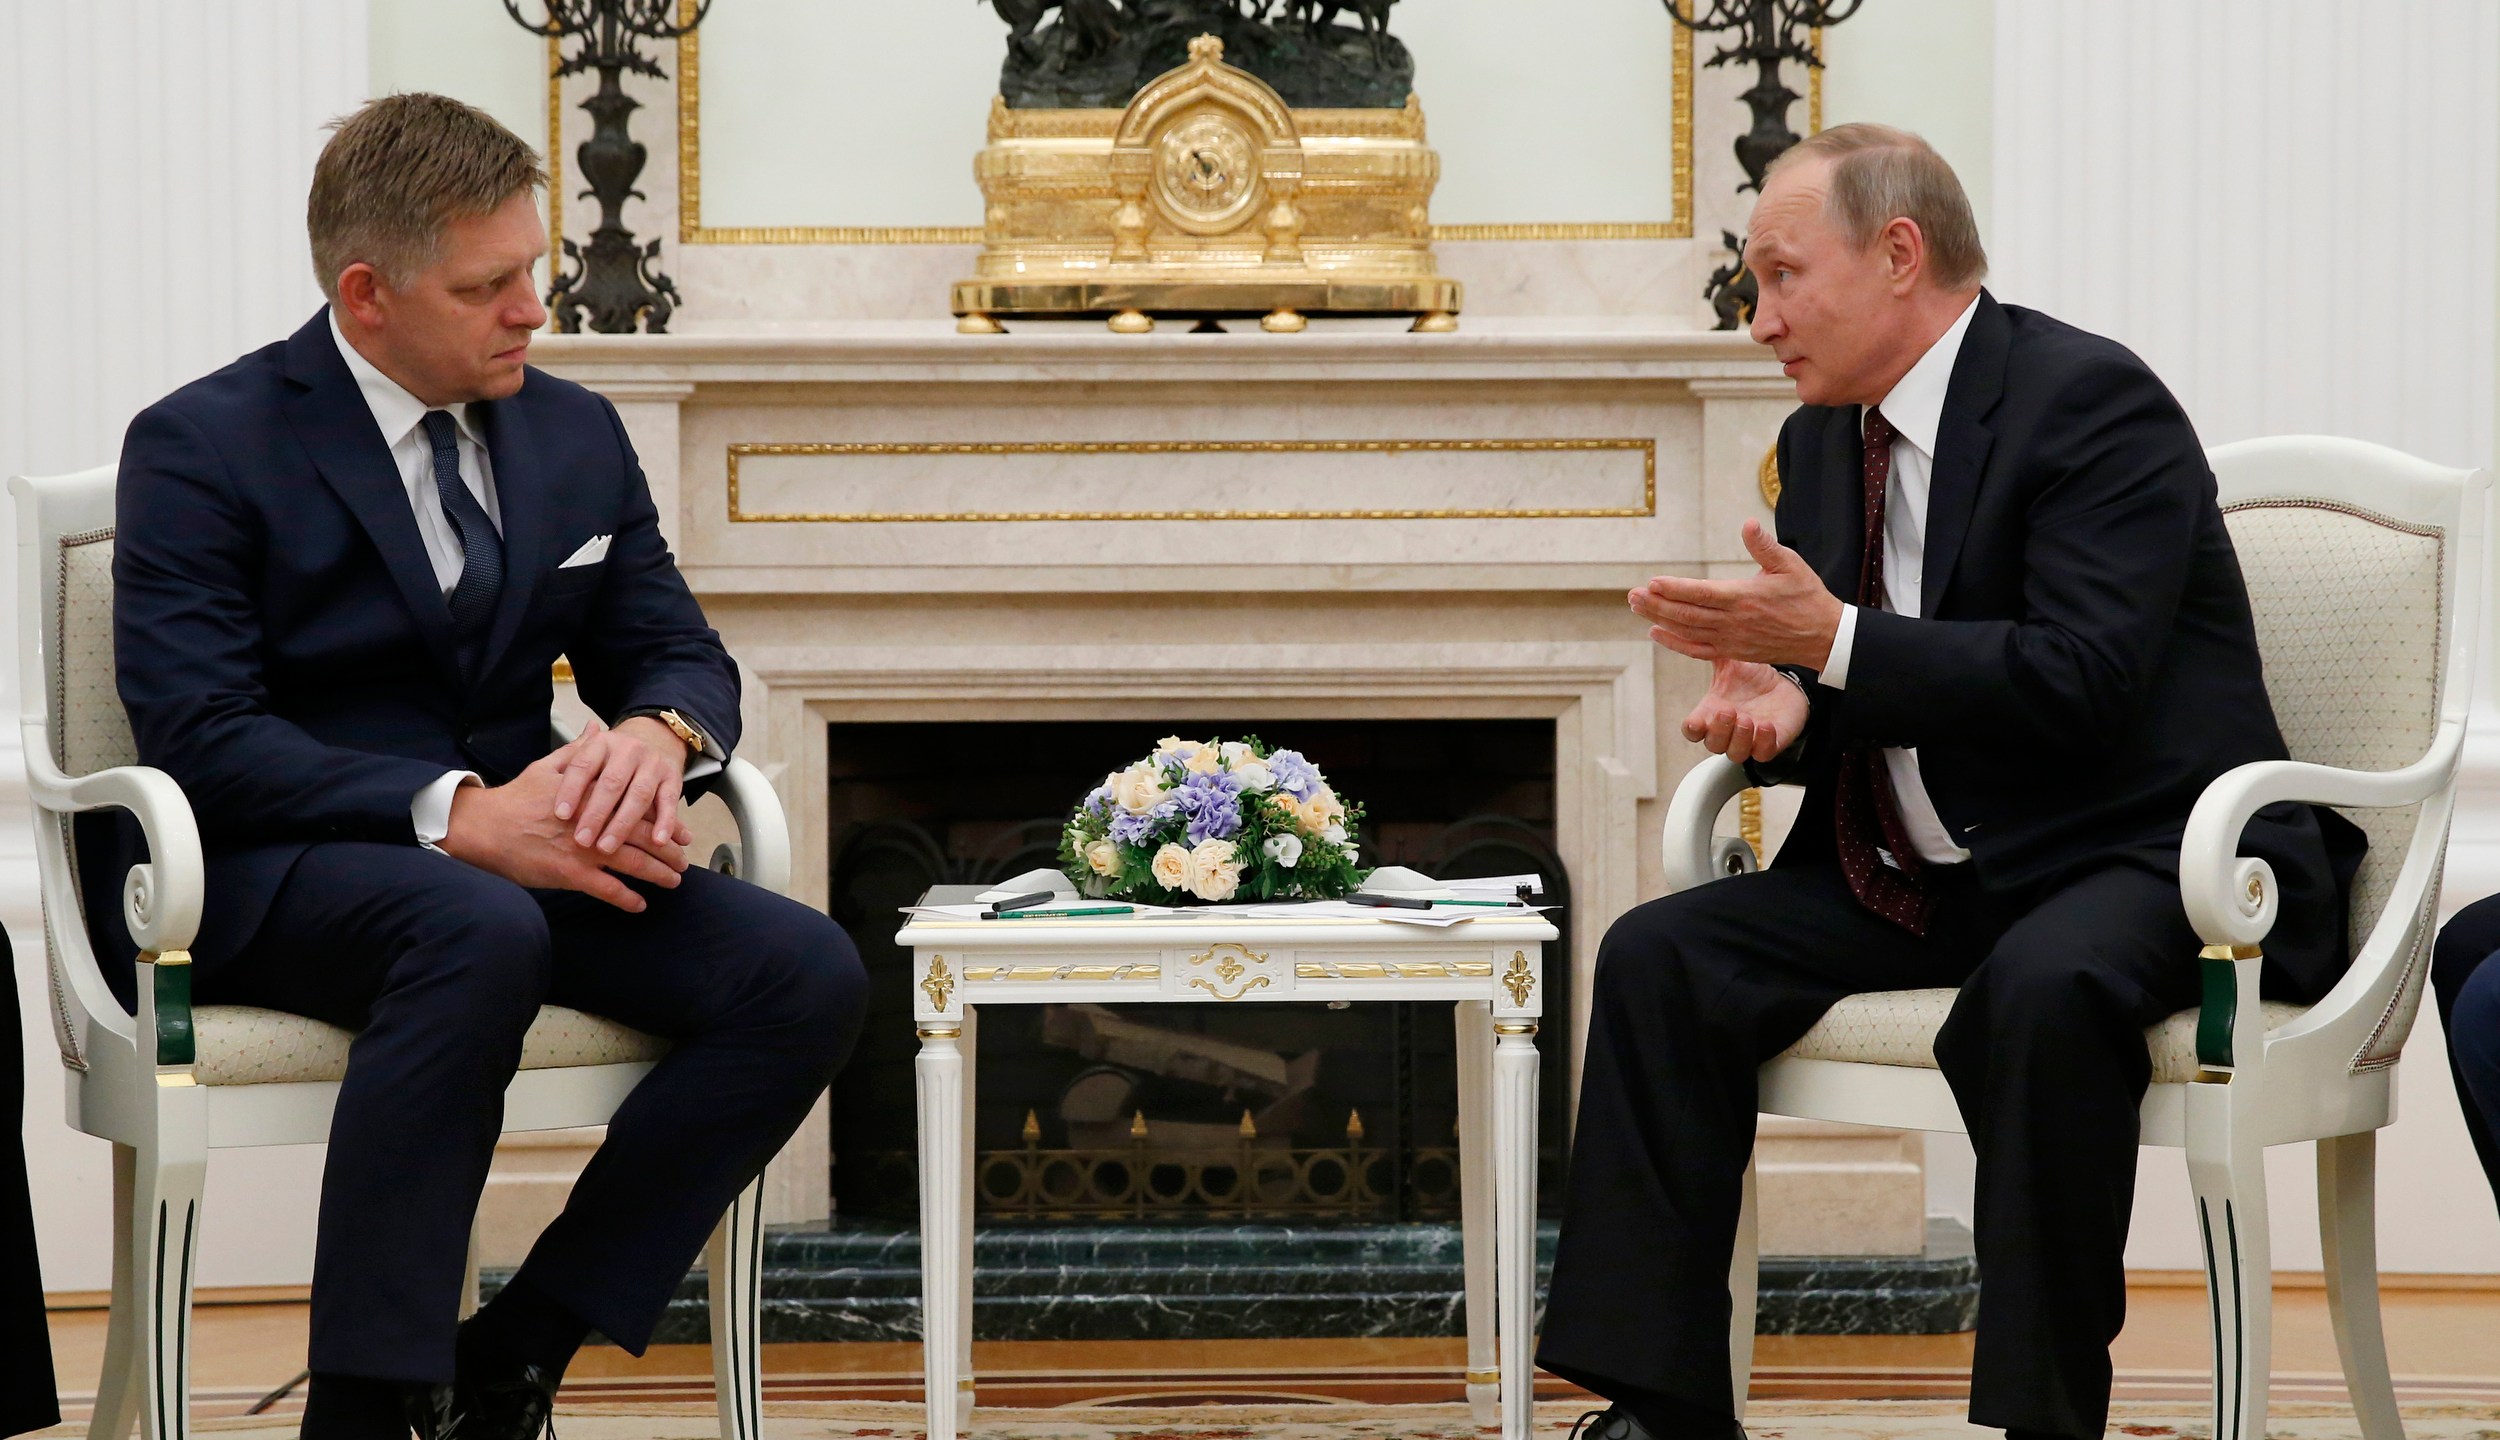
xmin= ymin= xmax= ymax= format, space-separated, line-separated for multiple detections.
xmin=981 ymin=891 xmax=1056 ymax=918
xmin=1347 ymin=892 xmax=1434 ymax=910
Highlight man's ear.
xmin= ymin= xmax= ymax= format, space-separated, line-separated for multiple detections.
xmin=334 ymin=263 xmax=385 ymax=328
xmin=1883 ymin=217 xmax=1927 ymax=295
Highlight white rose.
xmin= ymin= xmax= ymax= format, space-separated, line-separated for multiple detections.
xmin=1154 ymin=735 xmax=1191 ymax=756
xmin=1110 ymin=761 xmax=1169 ymax=814
xmin=1183 ymin=747 xmax=1222 ymax=776
xmin=1185 ymin=838 xmax=1244 ymax=901
xmin=1321 ymin=823 xmax=1346 ymax=845
xmin=1302 ymin=787 xmax=1346 ymax=829
xmin=1231 ymin=759 xmax=1275 ymax=792
xmin=1343 ymin=844 xmax=1360 ymax=866
xmin=1150 ymin=842 xmax=1191 ymax=891
xmin=1084 ymin=839 xmax=1123 ymax=877
xmin=1263 ymin=832 xmax=1303 ymax=868
xmin=1219 ymin=741 xmax=1256 ymax=766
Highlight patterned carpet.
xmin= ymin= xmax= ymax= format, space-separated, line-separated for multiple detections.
xmin=43 ymin=1399 xmax=2500 ymax=1440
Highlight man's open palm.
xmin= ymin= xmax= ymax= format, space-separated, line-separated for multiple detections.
xmin=1682 ymin=658 xmax=1807 ymax=763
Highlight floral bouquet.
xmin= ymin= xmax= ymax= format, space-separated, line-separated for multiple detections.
xmin=1060 ymin=735 xmax=1367 ymax=904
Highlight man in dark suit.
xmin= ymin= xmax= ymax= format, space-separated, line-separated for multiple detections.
xmin=105 ymin=94 xmax=866 ymax=1440
xmin=1536 ymin=125 xmax=2357 ymax=1440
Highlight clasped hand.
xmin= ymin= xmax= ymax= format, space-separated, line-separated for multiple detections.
xmin=440 ymin=715 xmax=695 ymax=913
xmin=1634 ymin=519 xmax=1841 ymax=764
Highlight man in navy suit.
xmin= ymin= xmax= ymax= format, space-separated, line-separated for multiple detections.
xmin=104 ymin=94 xmax=866 ymax=1440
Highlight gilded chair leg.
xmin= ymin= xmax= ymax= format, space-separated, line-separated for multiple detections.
xmin=88 ymin=1145 xmax=142 ymax=1440
xmin=707 ymin=1176 xmax=766 ymax=1440
xmin=2318 ymin=1132 xmax=2402 ymax=1440
xmin=2187 ymin=1098 xmax=2272 ymax=1440
xmin=1727 ymin=1152 xmax=1759 ymax=1421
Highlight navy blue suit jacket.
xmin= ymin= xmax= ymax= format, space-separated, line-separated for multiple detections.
xmin=92 ymin=308 xmax=739 ymax=989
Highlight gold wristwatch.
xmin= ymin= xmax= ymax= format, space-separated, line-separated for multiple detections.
xmin=635 ymin=708 xmax=709 ymax=756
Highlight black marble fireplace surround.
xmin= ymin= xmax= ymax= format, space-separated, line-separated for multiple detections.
xmin=821 ymin=717 xmax=1574 ymax=1223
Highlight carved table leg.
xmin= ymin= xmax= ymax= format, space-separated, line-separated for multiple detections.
xmin=1492 ymin=1018 xmax=1541 ymax=1440
xmin=1456 ymin=1000 xmax=1499 ymax=1426
xmin=957 ymin=1009 xmax=979 ymax=1430
xmin=916 ymin=1020 xmax=966 ymax=1440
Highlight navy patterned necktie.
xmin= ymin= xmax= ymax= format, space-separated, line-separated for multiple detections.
xmin=1832 ymin=407 xmax=1934 ymax=935
xmin=419 ymin=409 xmax=503 ymax=664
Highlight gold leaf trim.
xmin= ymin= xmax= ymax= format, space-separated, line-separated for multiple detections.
xmin=727 ymin=437 xmax=1655 ymax=524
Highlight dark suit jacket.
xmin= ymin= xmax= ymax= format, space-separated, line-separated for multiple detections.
xmin=90 ymin=308 xmax=739 ymax=991
xmin=2 ymin=931 xmax=59 ymax=1437
xmin=1753 ymin=292 xmax=2360 ymax=987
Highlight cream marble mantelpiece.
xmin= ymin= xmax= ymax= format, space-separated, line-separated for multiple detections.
xmin=506 ymin=318 xmax=1926 ymax=1256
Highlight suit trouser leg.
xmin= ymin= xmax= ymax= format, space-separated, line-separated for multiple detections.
xmin=2431 ymin=895 xmax=2500 ymax=1206
xmin=509 ymin=866 xmax=869 ymax=1353
xmin=1535 ymin=863 xmax=1979 ymax=1415
xmin=1936 ymin=863 xmax=2205 ymax=1438
xmin=197 ymin=843 xmax=555 ymax=1384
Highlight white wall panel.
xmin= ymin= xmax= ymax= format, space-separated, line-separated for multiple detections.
xmin=1991 ymin=0 xmax=2500 ymax=1275
xmin=1 ymin=0 xmax=367 ymax=1293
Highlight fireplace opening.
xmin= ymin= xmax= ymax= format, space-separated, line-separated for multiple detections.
xmin=823 ymin=718 xmax=1571 ymax=1223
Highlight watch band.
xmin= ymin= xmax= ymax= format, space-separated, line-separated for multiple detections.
xmin=628 ymin=707 xmax=708 ymax=755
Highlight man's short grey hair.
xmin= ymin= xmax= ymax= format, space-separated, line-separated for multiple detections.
xmin=1767 ymin=123 xmax=1988 ymax=290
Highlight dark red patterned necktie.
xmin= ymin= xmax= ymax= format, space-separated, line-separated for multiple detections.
xmin=1833 ymin=407 xmax=1933 ymax=934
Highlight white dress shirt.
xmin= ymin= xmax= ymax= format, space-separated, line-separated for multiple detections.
xmin=330 ymin=316 xmax=498 ymax=850
xmin=1816 ymin=295 xmax=1981 ymax=867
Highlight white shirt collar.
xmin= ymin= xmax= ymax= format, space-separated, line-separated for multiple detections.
xmin=328 ymin=308 xmax=482 ymax=452
xmin=1865 ymin=293 xmax=1981 ymax=459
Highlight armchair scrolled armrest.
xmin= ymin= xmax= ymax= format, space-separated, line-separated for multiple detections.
xmin=1662 ymin=753 xmax=1760 ymax=894
xmin=710 ymin=756 xmax=791 ymax=897
xmin=25 ymin=755 xmax=204 ymax=961
xmin=2177 ymin=720 xmax=2462 ymax=1071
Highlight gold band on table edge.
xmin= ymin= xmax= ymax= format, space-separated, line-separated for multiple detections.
xmin=726 ymin=437 xmax=1655 ymax=524
xmin=659 ymin=2 xmax=1692 ymax=244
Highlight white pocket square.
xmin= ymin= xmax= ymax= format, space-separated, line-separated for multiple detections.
xmin=557 ymin=534 xmax=612 ymax=569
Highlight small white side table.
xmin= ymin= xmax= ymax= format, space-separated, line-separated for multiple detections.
xmin=897 ymin=891 xmax=1557 ymax=1440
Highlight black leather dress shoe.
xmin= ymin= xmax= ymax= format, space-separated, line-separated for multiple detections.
xmin=1569 ymin=1405 xmax=1659 ymax=1440
xmin=402 ymin=1381 xmax=463 ymax=1440
xmin=453 ymin=1359 xmax=559 ymax=1440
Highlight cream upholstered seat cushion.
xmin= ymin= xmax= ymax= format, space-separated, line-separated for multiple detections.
xmin=1780 ymin=989 xmax=2310 ymax=1086
xmin=192 ymin=1004 xmax=669 ymax=1087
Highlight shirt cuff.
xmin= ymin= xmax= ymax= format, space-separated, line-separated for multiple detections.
xmin=1822 ymin=604 xmax=1861 ymax=690
xmin=413 ymin=770 xmax=482 ymax=852
xmin=685 ymin=755 xmax=722 ymax=783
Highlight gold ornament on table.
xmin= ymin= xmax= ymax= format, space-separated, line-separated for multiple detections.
xmin=953 ymin=35 xmax=1462 ymax=336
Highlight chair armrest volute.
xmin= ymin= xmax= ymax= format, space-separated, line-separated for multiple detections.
xmin=1662 ymin=753 xmax=1755 ymax=894
xmin=712 ymin=756 xmax=791 ymax=897
xmin=26 ymin=757 xmax=204 ymax=959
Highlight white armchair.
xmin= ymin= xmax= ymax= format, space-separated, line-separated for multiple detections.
xmin=11 ymin=464 xmax=789 ymax=1440
xmin=1660 ymin=437 xmax=2486 ymax=1440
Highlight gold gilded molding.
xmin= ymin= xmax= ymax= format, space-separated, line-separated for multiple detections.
xmin=1757 ymin=442 xmax=1781 ymax=507
xmin=1501 ymin=950 xmax=1534 ymax=1008
xmin=920 ymin=955 xmax=956 ymax=1011
xmin=726 ymin=437 xmax=1656 ymax=524
xmin=546 ymin=33 xmax=566 ymax=271
xmin=1492 ymin=1020 xmax=1539 ymax=1036
xmin=1810 ymin=27 xmax=1825 ymax=134
xmin=663 ymin=2 xmax=1692 ymax=244
xmin=1190 ymin=973 xmax=1274 ymax=1002
xmin=1739 ymin=788 xmax=1765 ymax=865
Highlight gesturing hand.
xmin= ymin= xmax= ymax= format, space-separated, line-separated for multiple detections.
xmin=1633 ymin=519 xmax=1846 ymax=669
xmin=552 ymin=715 xmax=692 ymax=858
xmin=439 ymin=736 xmax=692 ymax=913
xmin=1682 ymin=658 xmax=1808 ymax=763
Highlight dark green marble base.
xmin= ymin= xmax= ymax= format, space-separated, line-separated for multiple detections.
xmin=488 ymin=1216 xmax=1975 ymax=1345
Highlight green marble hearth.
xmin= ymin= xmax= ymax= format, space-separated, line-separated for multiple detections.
xmin=490 ymin=1217 xmax=1976 ymax=1344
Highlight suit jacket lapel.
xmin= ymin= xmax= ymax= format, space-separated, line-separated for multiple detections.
xmin=472 ymin=392 xmax=546 ymax=682
xmin=278 ymin=311 xmax=463 ymax=685
xmin=1811 ymin=406 xmax=1867 ymax=601
xmin=1917 ymin=291 xmax=2010 ymax=612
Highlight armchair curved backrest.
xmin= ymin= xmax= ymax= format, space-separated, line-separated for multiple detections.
xmin=2207 ymin=437 xmax=2486 ymax=1078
